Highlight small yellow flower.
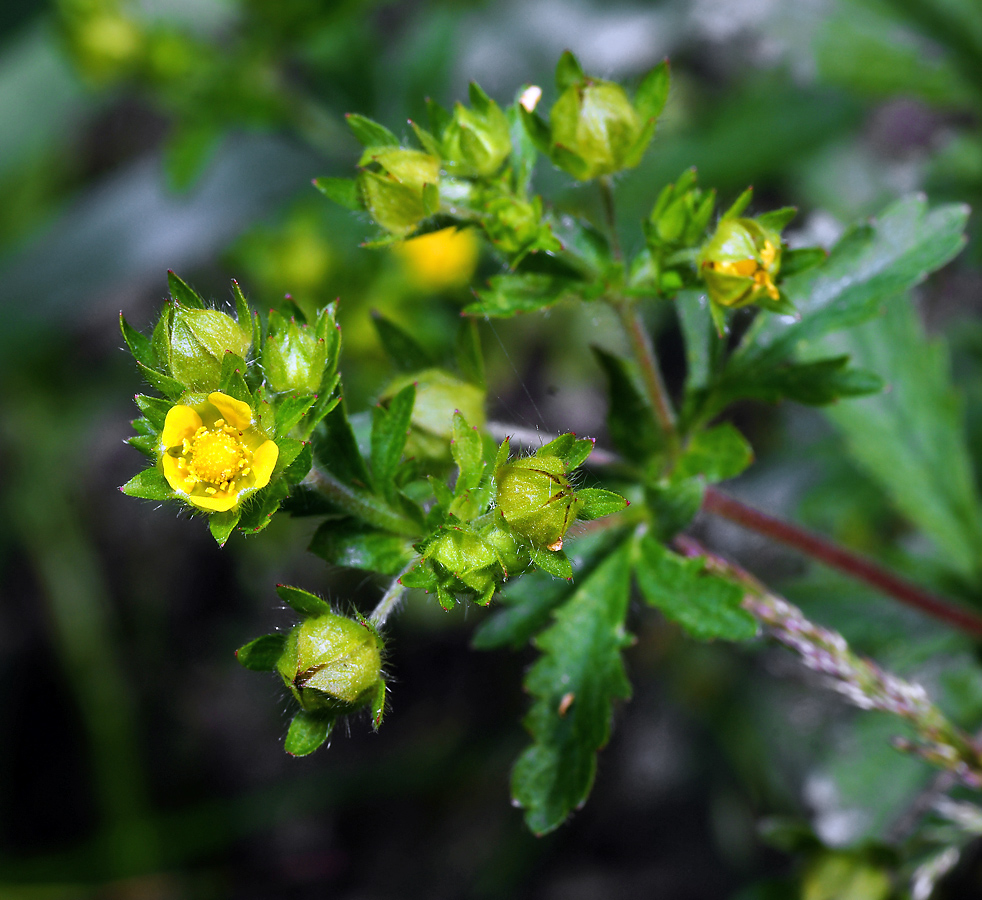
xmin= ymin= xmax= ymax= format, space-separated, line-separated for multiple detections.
xmin=394 ymin=227 xmax=479 ymax=291
xmin=160 ymin=392 xmax=278 ymax=513
xmin=703 ymin=239 xmax=780 ymax=303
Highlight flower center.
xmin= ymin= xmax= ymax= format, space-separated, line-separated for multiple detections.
xmin=182 ymin=419 xmax=251 ymax=491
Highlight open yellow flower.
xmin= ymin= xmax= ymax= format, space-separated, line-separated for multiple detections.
xmin=159 ymin=392 xmax=278 ymax=513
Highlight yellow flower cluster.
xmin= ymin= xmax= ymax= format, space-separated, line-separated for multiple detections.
xmin=160 ymin=392 xmax=277 ymax=512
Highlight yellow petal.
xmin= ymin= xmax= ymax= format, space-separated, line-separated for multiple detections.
xmin=186 ymin=491 xmax=239 ymax=513
xmin=208 ymin=392 xmax=254 ymax=430
xmin=250 ymin=440 xmax=279 ymax=490
xmin=161 ymin=455 xmax=194 ymax=494
xmin=161 ymin=405 xmax=202 ymax=450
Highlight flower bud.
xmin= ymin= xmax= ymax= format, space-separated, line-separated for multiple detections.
xmin=263 ymin=306 xmax=339 ymax=395
xmin=549 ymin=79 xmax=644 ymax=180
xmin=441 ymin=84 xmax=512 ymax=177
xmin=482 ymin=196 xmax=561 ymax=259
xmin=495 ymin=453 xmax=582 ymax=551
xmin=357 ymin=148 xmax=440 ymax=237
xmin=698 ymin=217 xmax=783 ymax=310
xmin=276 ymin=612 xmax=385 ymax=715
xmin=161 ymin=306 xmax=252 ymax=391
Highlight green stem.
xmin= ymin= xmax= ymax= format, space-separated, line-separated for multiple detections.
xmin=303 ymin=466 xmax=421 ymax=537
xmin=370 ymin=562 xmax=415 ymax=627
xmin=599 ymin=176 xmax=622 ymax=262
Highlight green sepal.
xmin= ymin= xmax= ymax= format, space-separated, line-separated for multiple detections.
xmin=532 ymin=547 xmax=573 ymax=580
xmin=231 ymin=279 xmax=251 ymax=334
xmin=576 ymin=488 xmax=629 ymax=521
xmin=633 ymin=59 xmax=670 ymax=122
xmin=275 ymin=395 xmax=318 ymax=438
xmin=313 ymin=176 xmax=364 ymax=211
xmin=756 ymin=206 xmax=797 ymax=232
xmin=428 ymin=475 xmax=455 ymax=512
xmin=426 ymin=97 xmax=452 ymax=136
xmin=272 ymin=437 xmax=307 ymax=477
xmin=466 ymin=273 xmax=578 ymax=318
xmin=555 ymin=50 xmax=584 ymax=92
xmin=309 ymin=520 xmax=416 ymax=576
xmin=276 ymin=584 xmax=333 ymax=618
xmin=283 ymin=442 xmax=314 ymax=484
xmin=238 ymin=480 xmax=291 ymax=534
xmin=781 ymin=246 xmax=828 ymax=279
xmin=120 ymin=467 xmax=172 ymax=501
xmin=120 ymin=313 xmax=155 ymax=368
xmin=519 ymin=105 xmax=553 ymax=156
xmin=409 ymin=119 xmax=441 ymax=156
xmin=619 ymin=116 xmax=657 ymax=170
xmin=549 ymin=143 xmax=592 ymax=180
xmin=235 ymin=633 xmax=288 ymax=671
xmin=369 ymin=679 xmax=387 ymax=730
xmin=127 ymin=434 xmax=158 ymax=457
xmin=399 ymin=562 xmax=439 ymax=591
xmin=285 ymin=710 xmax=334 ymax=757
xmin=675 ymin=423 xmax=754 ymax=483
xmin=346 ymin=113 xmax=399 ymax=148
xmin=371 ymin=383 xmax=415 ymax=501
xmin=133 ymin=394 xmax=170 ymax=431
xmin=219 ymin=352 xmax=251 ymax=403
xmin=635 ymin=535 xmax=757 ymax=641
xmin=536 ymin=432 xmax=576 ymax=460
xmin=708 ymin=298 xmax=729 ymax=338
xmin=451 ymin=411 xmax=485 ymax=497
xmin=422 ymin=181 xmax=440 ymax=216
xmin=167 ymin=270 xmax=206 ymax=309
xmin=136 ymin=361 xmax=185 ymax=401
xmin=721 ymin=187 xmax=753 ymax=220
xmin=436 ymin=584 xmax=457 ymax=611
xmin=592 ymin=346 xmax=662 ymax=464
xmin=371 ymin=312 xmax=433 ymax=372
xmin=209 ymin=509 xmax=241 ymax=547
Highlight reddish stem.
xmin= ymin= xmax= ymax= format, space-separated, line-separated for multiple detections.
xmin=702 ymin=486 xmax=982 ymax=639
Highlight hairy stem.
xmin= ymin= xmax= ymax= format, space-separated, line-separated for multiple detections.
xmin=702 ymin=486 xmax=982 ymax=639
xmin=599 ymin=176 xmax=622 ymax=262
xmin=370 ymin=561 xmax=415 ymax=627
xmin=303 ymin=466 xmax=420 ymax=537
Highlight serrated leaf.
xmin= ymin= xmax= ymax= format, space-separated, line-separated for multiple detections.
xmin=135 ymin=361 xmax=185 ymax=401
xmin=209 ymin=509 xmax=241 ymax=547
xmin=645 ymin=475 xmax=705 ymax=542
xmin=285 ymin=710 xmax=334 ymax=756
xmin=346 ymin=113 xmax=399 ymax=148
xmin=371 ymin=383 xmax=415 ymax=500
xmin=465 ymin=273 xmax=578 ymax=318
xmin=120 ymin=467 xmax=172 ymax=501
xmin=675 ymin=423 xmax=753 ymax=483
xmin=313 ymin=176 xmax=364 ymax=211
xmin=314 ymin=396 xmax=373 ymax=489
xmin=275 ymin=395 xmax=318 ymax=438
xmin=451 ymin=411 xmax=484 ymax=496
xmin=635 ymin=535 xmax=757 ymax=641
xmin=167 ymin=270 xmax=205 ymax=309
xmin=371 ymin=312 xmax=433 ymax=372
xmin=309 ymin=520 xmax=416 ymax=576
xmin=120 ymin=314 xmax=155 ymax=368
xmin=532 ymin=547 xmax=573 ymax=580
xmin=592 ymin=346 xmax=661 ymax=464
xmin=676 ymin=290 xmax=716 ymax=392
xmin=634 ymin=59 xmax=670 ymax=123
xmin=236 ymin=633 xmax=287 ymax=671
xmin=576 ymin=488 xmax=629 ymax=521
xmin=817 ymin=294 xmax=982 ymax=580
xmin=276 ymin=584 xmax=332 ymax=618
xmin=511 ymin=540 xmax=633 ymax=834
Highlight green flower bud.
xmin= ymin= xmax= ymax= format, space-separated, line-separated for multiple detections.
xmin=159 ymin=306 xmax=252 ymax=391
xmin=430 ymin=528 xmax=499 ymax=595
xmin=698 ymin=217 xmax=783 ymax=310
xmin=276 ymin=612 xmax=385 ymax=716
xmin=496 ymin=453 xmax=582 ymax=551
xmin=263 ymin=306 xmax=339 ymax=395
xmin=357 ymin=148 xmax=440 ymax=237
xmin=550 ymin=79 xmax=644 ymax=180
xmin=442 ymin=84 xmax=512 ymax=177
xmin=482 ymin=195 xmax=561 ymax=259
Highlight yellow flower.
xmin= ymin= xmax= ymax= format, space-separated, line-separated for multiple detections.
xmin=159 ymin=392 xmax=278 ymax=513
xmin=394 ymin=227 xmax=479 ymax=291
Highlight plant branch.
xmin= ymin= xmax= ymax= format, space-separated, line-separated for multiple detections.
xmin=702 ymin=486 xmax=982 ymax=639
xmin=303 ymin=466 xmax=421 ymax=537
xmin=598 ymin=176 xmax=622 ymax=262
xmin=370 ymin=561 xmax=415 ymax=627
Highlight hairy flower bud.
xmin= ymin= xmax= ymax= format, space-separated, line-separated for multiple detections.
xmin=357 ymin=148 xmax=440 ymax=237
xmin=496 ymin=453 xmax=582 ymax=551
xmin=263 ymin=306 xmax=339 ymax=395
xmin=482 ymin=196 xmax=561 ymax=259
xmin=698 ymin=217 xmax=783 ymax=310
xmin=442 ymin=84 xmax=512 ymax=177
xmin=159 ymin=306 xmax=252 ymax=391
xmin=276 ymin=612 xmax=385 ymax=716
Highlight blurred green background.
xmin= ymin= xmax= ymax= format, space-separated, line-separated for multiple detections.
xmin=3 ymin=0 xmax=982 ymax=897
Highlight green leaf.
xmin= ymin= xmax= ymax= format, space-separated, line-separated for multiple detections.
xmin=399 ymin=561 xmax=438 ymax=591
xmin=780 ymin=246 xmax=828 ymax=279
xmin=565 ymin=438 xmax=595 ymax=471
xmin=756 ymin=206 xmax=797 ymax=232
xmin=371 ymin=383 xmax=415 ymax=501
xmin=816 ymin=294 xmax=982 ymax=580
xmin=635 ymin=535 xmax=757 ymax=641
xmin=532 ymin=548 xmax=573 ymax=580
xmin=167 ymin=270 xmax=206 ymax=309
xmin=346 ymin=113 xmax=400 ymax=148
xmin=644 ymin=475 xmax=704 ymax=542
xmin=133 ymin=394 xmax=170 ymax=431
xmin=275 ymin=395 xmax=317 ymax=438
xmin=634 ymin=59 xmax=670 ymax=123
xmin=511 ymin=539 xmax=633 ymax=834
xmin=209 ymin=509 xmax=241 ymax=547
xmin=285 ymin=710 xmax=334 ymax=757
xmin=507 ymin=96 xmax=539 ymax=194
xmin=465 ymin=273 xmax=578 ymax=318
xmin=120 ymin=314 xmax=155 ymax=368
xmin=282 ymin=441 xmax=313 ymax=484
xmin=164 ymin=122 xmax=222 ymax=192
xmin=371 ymin=312 xmax=433 ymax=372
xmin=591 ymin=346 xmax=661 ymax=464
xmin=676 ymin=290 xmax=716 ymax=392
xmin=313 ymin=176 xmax=364 ymax=211
xmin=555 ymin=50 xmax=584 ymax=92
xmin=519 ymin=105 xmax=553 ymax=157
xmin=454 ymin=318 xmax=485 ymax=388
xmin=120 ymin=467 xmax=172 ymax=501
xmin=314 ymin=396 xmax=373 ymax=489
xmin=309 ymin=520 xmax=416 ymax=576
xmin=576 ymin=489 xmax=629 ymax=521
xmin=675 ymin=423 xmax=753 ymax=483
xmin=235 ymin=633 xmax=287 ymax=671
xmin=450 ymin=411 xmax=485 ymax=496
xmin=276 ymin=584 xmax=333 ymax=618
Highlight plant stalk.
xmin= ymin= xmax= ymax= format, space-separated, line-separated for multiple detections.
xmin=303 ymin=466 xmax=421 ymax=537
